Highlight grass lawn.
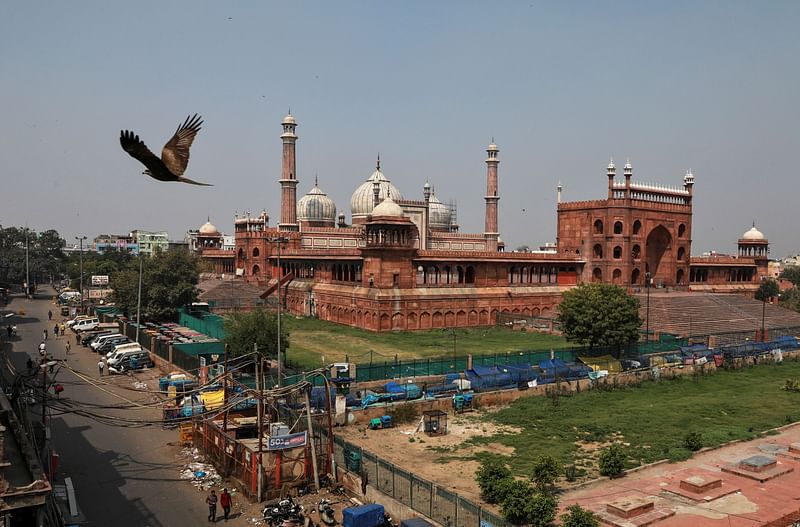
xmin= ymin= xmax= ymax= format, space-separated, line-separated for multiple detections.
xmin=282 ymin=316 xmax=571 ymax=370
xmin=464 ymin=360 xmax=800 ymax=477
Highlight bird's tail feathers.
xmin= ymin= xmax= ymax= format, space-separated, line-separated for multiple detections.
xmin=178 ymin=177 xmax=213 ymax=186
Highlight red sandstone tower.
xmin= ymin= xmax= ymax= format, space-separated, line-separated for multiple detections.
xmin=484 ymin=140 xmax=500 ymax=251
xmin=279 ymin=112 xmax=299 ymax=231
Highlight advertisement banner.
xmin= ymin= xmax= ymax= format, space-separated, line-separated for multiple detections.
xmin=266 ymin=431 xmax=308 ymax=451
xmin=91 ymin=275 xmax=110 ymax=286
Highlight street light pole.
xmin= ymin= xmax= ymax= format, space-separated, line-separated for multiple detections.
xmin=645 ymin=272 xmax=651 ymax=343
xmin=135 ymin=253 xmax=143 ymax=342
xmin=75 ymin=236 xmax=86 ymax=308
xmin=760 ymin=275 xmax=767 ymax=342
xmin=25 ymin=228 xmax=30 ymax=298
xmin=268 ymin=237 xmax=288 ymax=387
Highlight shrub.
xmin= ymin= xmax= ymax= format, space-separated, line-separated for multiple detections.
xmin=388 ymin=403 xmax=419 ymax=424
xmin=598 ymin=444 xmax=625 ymax=478
xmin=525 ymin=491 xmax=559 ymax=527
xmin=684 ymin=431 xmax=703 ymax=451
xmin=476 ymin=458 xmax=513 ymax=504
xmin=561 ymin=504 xmax=601 ymax=527
xmin=530 ymin=455 xmax=561 ymax=492
xmin=500 ymin=483 xmax=558 ymax=526
xmin=784 ymin=379 xmax=800 ymax=392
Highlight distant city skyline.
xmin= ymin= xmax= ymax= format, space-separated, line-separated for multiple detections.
xmin=2 ymin=1 xmax=798 ymax=257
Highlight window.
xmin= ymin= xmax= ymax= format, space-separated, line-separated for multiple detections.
xmin=631 ymin=268 xmax=641 ymax=284
xmin=612 ymin=268 xmax=622 ymax=284
xmin=594 ymin=220 xmax=604 ymax=234
xmin=237 ymin=248 xmax=244 ymax=260
xmin=251 ymin=265 xmax=260 ymax=276
xmin=614 ymin=221 xmax=623 ymax=235
xmin=677 ymin=247 xmax=685 ymax=260
xmin=677 ymin=269 xmax=685 ymax=284
xmin=252 ymin=247 xmax=260 ymax=257
xmin=592 ymin=268 xmax=602 ymax=282
xmin=593 ymin=244 xmax=603 ymax=259
xmin=678 ymin=224 xmax=686 ymax=238
xmin=633 ymin=220 xmax=642 ymax=235
xmin=613 ymin=246 xmax=622 ymax=259
xmin=632 ymin=244 xmax=641 ymax=260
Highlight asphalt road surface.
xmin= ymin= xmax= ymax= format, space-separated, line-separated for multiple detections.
xmin=3 ymin=290 xmax=211 ymax=526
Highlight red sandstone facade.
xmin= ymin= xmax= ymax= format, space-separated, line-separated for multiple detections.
xmin=198 ymin=113 xmax=772 ymax=331
xmin=557 ymin=160 xmax=694 ymax=288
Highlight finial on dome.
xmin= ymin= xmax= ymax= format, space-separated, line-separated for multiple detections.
xmin=753 ymin=219 xmax=756 ymax=228
xmin=608 ymin=157 xmax=615 ymax=170
xmin=376 ymin=153 xmax=381 ymax=171
xmin=315 ymin=174 xmax=318 ymax=186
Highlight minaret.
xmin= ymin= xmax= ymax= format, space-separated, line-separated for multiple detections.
xmin=423 ymin=181 xmax=431 ymax=203
xmin=484 ymin=140 xmax=500 ymax=248
xmin=624 ymin=158 xmax=632 ymax=200
xmin=683 ymin=168 xmax=694 ymax=203
xmin=279 ymin=111 xmax=298 ymax=231
xmin=557 ymin=181 xmax=562 ymax=204
xmin=607 ymin=158 xmax=616 ymax=199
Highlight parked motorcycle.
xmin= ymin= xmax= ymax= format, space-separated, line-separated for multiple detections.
xmin=318 ymin=499 xmax=336 ymax=526
xmin=263 ymin=497 xmax=304 ymax=527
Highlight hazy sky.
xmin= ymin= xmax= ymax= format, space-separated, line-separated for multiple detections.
xmin=2 ymin=1 xmax=798 ymax=256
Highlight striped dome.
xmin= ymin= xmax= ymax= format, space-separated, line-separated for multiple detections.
xmin=298 ymin=181 xmax=336 ymax=224
xmin=350 ymin=165 xmax=404 ymax=219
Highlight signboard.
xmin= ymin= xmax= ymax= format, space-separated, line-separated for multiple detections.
xmin=88 ymin=288 xmax=113 ymax=299
xmin=91 ymin=275 xmax=109 ymax=286
xmin=267 ymin=431 xmax=308 ymax=451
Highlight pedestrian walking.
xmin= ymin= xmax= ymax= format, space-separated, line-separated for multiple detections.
xmin=75 ymin=332 xmax=80 ymax=345
xmin=219 ymin=488 xmax=232 ymax=521
xmin=59 ymin=322 xmax=66 ymax=335
xmin=206 ymin=490 xmax=218 ymax=522
xmin=43 ymin=329 xmax=48 ymax=341
xmin=26 ymin=357 xmax=34 ymax=373
xmin=65 ymin=340 xmax=71 ymax=354
xmin=53 ymin=324 xmax=59 ymax=338
xmin=39 ymin=341 xmax=46 ymax=356
xmin=97 ymin=360 xmax=105 ymax=376
xmin=48 ymin=310 xmax=52 ymax=320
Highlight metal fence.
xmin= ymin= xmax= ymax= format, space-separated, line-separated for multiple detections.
xmin=333 ymin=436 xmax=511 ymax=527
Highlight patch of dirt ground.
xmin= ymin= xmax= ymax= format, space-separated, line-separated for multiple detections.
xmin=338 ymin=414 xmax=521 ymax=503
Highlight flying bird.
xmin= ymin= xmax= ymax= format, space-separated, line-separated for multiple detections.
xmin=119 ymin=114 xmax=212 ymax=186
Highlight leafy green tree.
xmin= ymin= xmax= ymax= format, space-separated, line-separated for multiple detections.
xmin=598 ymin=444 xmax=626 ymax=478
xmin=223 ymin=308 xmax=289 ymax=361
xmin=530 ymin=455 xmax=561 ymax=493
xmin=780 ymin=266 xmax=800 ymax=287
xmin=476 ymin=458 xmax=513 ymax=504
xmin=525 ymin=492 xmax=558 ymax=527
xmin=779 ymin=287 xmax=800 ymax=313
xmin=0 ymin=226 xmax=66 ymax=287
xmin=500 ymin=481 xmax=535 ymax=525
xmin=501 ymin=482 xmax=558 ymax=527
xmin=561 ymin=504 xmax=600 ymax=527
xmin=755 ymin=277 xmax=780 ymax=302
xmin=557 ymin=283 xmax=642 ymax=350
xmin=109 ymin=249 xmax=199 ymax=321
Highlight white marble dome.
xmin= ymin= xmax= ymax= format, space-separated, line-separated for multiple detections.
xmin=199 ymin=219 xmax=220 ymax=235
xmin=371 ymin=195 xmax=404 ymax=217
xmin=428 ymin=194 xmax=451 ymax=230
xmin=350 ymin=165 xmax=404 ymax=219
xmin=298 ymin=181 xmax=336 ymax=224
xmin=742 ymin=225 xmax=765 ymax=241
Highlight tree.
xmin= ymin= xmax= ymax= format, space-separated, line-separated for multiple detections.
xmin=557 ymin=283 xmax=642 ymax=350
xmin=530 ymin=455 xmax=560 ymax=493
xmin=780 ymin=266 xmax=800 ymax=287
xmin=223 ymin=308 xmax=289 ymax=361
xmin=0 ymin=225 xmax=66 ymax=287
xmin=755 ymin=277 xmax=780 ymax=302
xmin=501 ymin=482 xmax=558 ymax=527
xmin=561 ymin=504 xmax=600 ymax=527
xmin=109 ymin=249 xmax=199 ymax=321
xmin=779 ymin=287 xmax=800 ymax=313
xmin=476 ymin=458 xmax=513 ymax=504
xmin=598 ymin=444 xmax=626 ymax=478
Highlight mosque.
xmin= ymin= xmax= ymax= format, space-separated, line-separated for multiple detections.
xmin=197 ymin=112 xmax=770 ymax=331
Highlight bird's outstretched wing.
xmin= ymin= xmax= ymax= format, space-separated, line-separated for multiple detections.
xmin=120 ymin=130 xmax=162 ymax=172
xmin=161 ymin=114 xmax=203 ymax=176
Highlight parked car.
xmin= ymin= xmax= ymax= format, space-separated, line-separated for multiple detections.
xmin=91 ymin=333 xmax=124 ymax=351
xmin=106 ymin=342 xmax=143 ymax=361
xmin=73 ymin=317 xmax=100 ymax=332
xmin=108 ymin=351 xmax=154 ymax=374
xmin=95 ymin=337 xmax=131 ymax=355
xmin=81 ymin=330 xmax=115 ymax=346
